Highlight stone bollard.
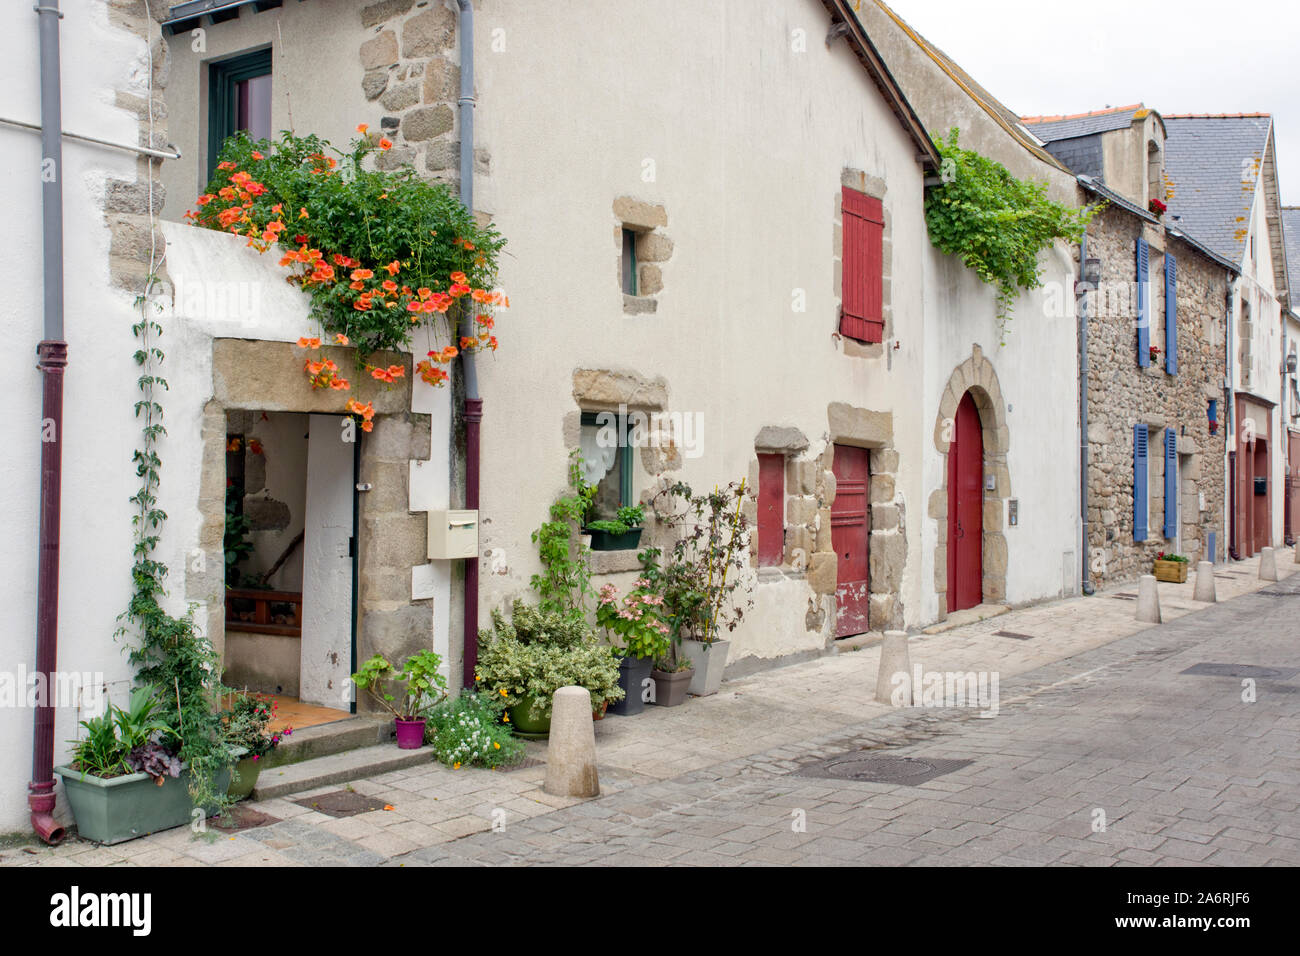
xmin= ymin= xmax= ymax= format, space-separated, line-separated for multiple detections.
xmin=1193 ymin=561 xmax=1217 ymax=603
xmin=875 ymin=630 xmax=912 ymax=706
xmin=1294 ymin=544 xmax=1300 ymax=565
xmin=1136 ymin=574 xmax=1162 ymax=624
xmin=543 ymin=686 xmax=600 ymax=798
xmin=1259 ymin=547 xmax=1278 ymax=581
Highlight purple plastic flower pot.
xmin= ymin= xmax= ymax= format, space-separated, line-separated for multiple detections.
xmin=394 ymin=718 xmax=426 ymax=749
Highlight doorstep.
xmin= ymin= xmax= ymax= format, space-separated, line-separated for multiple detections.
xmin=261 ymin=715 xmax=392 ymax=770
xmin=921 ymin=604 xmax=1010 ymax=634
xmin=251 ymin=744 xmax=433 ymax=800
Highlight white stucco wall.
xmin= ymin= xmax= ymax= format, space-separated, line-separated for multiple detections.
xmin=1 ymin=0 xmax=171 ymax=835
xmin=1230 ymin=173 xmax=1285 ymax=546
xmin=466 ymin=0 xmax=1081 ymax=664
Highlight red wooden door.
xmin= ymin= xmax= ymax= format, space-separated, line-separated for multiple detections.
xmin=947 ymin=392 xmax=983 ymax=612
xmin=1253 ymin=439 xmax=1270 ymax=553
xmin=1288 ymin=433 xmax=1300 ymax=542
xmin=831 ymin=445 xmax=869 ymax=637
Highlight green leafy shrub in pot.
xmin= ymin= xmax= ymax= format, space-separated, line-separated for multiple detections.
xmin=426 ymin=691 xmax=526 ymax=769
xmin=475 ymin=601 xmax=625 ymax=719
xmin=586 ymin=504 xmax=646 ymax=537
xmin=351 ymin=650 xmax=449 ymax=720
xmin=69 ymin=687 xmax=180 ymax=781
xmin=641 ymin=479 xmax=755 ymax=646
xmin=596 ymin=578 xmax=671 ymax=661
xmin=220 ymin=692 xmax=293 ymax=760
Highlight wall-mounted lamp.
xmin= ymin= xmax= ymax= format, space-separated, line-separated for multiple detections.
xmin=1286 ymin=352 xmax=1297 ymax=375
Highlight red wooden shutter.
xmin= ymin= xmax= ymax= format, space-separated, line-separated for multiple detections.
xmin=841 ymin=187 xmax=884 ymax=343
xmin=757 ymin=453 xmax=785 ymax=567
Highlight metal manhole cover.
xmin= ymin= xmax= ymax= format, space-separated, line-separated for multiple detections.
xmin=993 ymin=630 xmax=1036 ymax=640
xmin=212 ymin=805 xmax=280 ymax=832
xmin=1180 ymin=662 xmax=1299 ymax=680
xmin=293 ymin=790 xmax=389 ymax=817
xmin=794 ymin=754 xmax=972 ymax=785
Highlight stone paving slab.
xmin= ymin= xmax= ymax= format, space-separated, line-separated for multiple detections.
xmin=2 ymin=556 xmax=1292 ymax=867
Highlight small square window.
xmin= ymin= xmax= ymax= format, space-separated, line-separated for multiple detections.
xmin=620 ymin=228 xmax=638 ymax=296
xmin=579 ymin=411 xmax=633 ymax=519
xmin=208 ymin=49 xmax=273 ymax=184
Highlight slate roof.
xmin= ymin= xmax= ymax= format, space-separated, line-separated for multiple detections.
xmin=1162 ymin=114 xmax=1272 ymax=265
xmin=1283 ymin=207 xmax=1300 ymax=303
xmin=1020 ymin=104 xmax=1147 ymax=144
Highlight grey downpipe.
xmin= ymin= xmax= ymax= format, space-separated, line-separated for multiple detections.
xmin=1225 ymin=283 xmax=1236 ymax=559
xmin=457 ymin=0 xmax=478 ymax=403
xmin=1078 ymin=233 xmax=1094 ymax=595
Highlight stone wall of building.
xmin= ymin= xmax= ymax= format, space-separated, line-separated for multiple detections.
xmin=359 ymin=0 xmax=471 ymax=188
xmin=1081 ymin=204 xmax=1229 ymax=586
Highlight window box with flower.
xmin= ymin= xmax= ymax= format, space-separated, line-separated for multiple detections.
xmin=1154 ymin=551 xmax=1189 ymax=583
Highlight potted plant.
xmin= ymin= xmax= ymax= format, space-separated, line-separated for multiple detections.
xmin=475 ymin=601 xmax=624 ymax=738
xmin=219 ymin=692 xmax=293 ymax=799
xmin=596 ymin=579 xmax=671 ymax=716
xmin=650 ymin=656 xmax=695 ymax=708
xmin=1153 ymin=551 xmax=1189 ymax=583
xmin=1148 ymin=344 xmax=1161 ymax=365
xmin=55 ymin=687 xmax=234 ymax=845
xmin=351 ymin=650 xmax=449 ymax=749
xmin=425 ymin=690 xmax=526 ymax=769
xmin=1148 ymin=197 xmax=1167 ymax=219
xmin=642 ymin=480 xmax=754 ymax=696
xmin=586 ymin=504 xmax=646 ymax=551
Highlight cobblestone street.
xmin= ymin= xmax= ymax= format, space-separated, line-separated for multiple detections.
xmin=5 ymin=557 xmax=1297 ymax=867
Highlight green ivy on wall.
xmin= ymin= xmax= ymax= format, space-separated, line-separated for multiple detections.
xmin=924 ymin=128 xmax=1097 ymax=331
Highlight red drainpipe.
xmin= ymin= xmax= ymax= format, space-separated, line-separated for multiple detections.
xmin=30 ymin=343 xmax=67 ymax=846
xmin=30 ymin=0 xmax=67 ymax=845
xmin=463 ymin=397 xmax=482 ymax=686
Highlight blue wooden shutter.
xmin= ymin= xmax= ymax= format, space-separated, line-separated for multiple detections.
xmin=1163 ymin=427 xmax=1178 ymax=539
xmin=1165 ymin=254 xmax=1178 ymax=374
xmin=1133 ymin=424 xmax=1149 ymax=541
xmin=1136 ymin=238 xmax=1150 ymax=366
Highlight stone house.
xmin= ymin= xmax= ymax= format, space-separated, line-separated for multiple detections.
xmin=1023 ymin=105 xmax=1237 ymax=587
xmin=1163 ymin=114 xmax=1291 ymax=560
xmin=7 ymin=0 xmax=1090 ymax=837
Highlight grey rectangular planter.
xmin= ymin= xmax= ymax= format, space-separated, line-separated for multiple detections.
xmin=55 ymin=764 xmax=231 ymax=845
xmin=680 ymin=639 xmax=730 ymax=696
xmin=651 ymin=668 xmax=694 ymax=707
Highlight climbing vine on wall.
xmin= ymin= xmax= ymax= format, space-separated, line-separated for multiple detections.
xmin=924 ymin=128 xmax=1097 ymax=330
xmin=116 ymin=276 xmax=236 ymax=813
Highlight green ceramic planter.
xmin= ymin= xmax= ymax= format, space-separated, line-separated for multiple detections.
xmin=55 ymin=763 xmax=233 ymax=845
xmin=226 ymin=754 xmax=262 ymax=801
xmin=586 ymin=527 xmax=643 ymax=551
xmin=508 ymin=694 xmax=552 ymax=739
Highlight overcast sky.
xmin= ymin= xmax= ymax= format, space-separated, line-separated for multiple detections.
xmin=881 ymin=0 xmax=1300 ymax=206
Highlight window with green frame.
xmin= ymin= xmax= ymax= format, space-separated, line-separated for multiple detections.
xmin=207 ymin=48 xmax=273 ymax=184
xmin=579 ymin=411 xmax=633 ymax=520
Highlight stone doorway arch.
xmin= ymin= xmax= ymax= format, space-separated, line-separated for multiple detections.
xmin=928 ymin=346 xmax=1010 ymax=619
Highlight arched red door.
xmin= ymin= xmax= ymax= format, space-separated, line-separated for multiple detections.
xmin=947 ymin=392 xmax=983 ymax=612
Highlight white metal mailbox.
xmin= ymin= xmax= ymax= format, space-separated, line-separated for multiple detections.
xmin=428 ymin=509 xmax=478 ymax=559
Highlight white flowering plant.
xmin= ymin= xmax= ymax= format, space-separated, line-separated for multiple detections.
xmin=426 ymin=691 xmax=525 ymax=770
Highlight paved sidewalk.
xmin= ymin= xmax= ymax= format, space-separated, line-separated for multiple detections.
xmin=3 ymin=554 xmax=1294 ymax=867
